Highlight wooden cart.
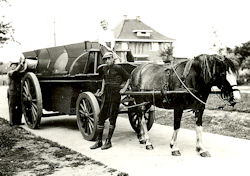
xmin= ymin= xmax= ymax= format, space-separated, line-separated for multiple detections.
xmin=21 ymin=41 xmax=154 ymax=141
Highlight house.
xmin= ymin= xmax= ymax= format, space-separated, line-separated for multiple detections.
xmin=113 ymin=16 xmax=175 ymax=62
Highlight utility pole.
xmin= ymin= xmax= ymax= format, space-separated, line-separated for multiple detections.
xmin=53 ymin=16 xmax=56 ymax=46
xmin=210 ymin=26 xmax=223 ymax=54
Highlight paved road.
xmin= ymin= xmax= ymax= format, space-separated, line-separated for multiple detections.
xmin=0 ymin=86 xmax=249 ymax=176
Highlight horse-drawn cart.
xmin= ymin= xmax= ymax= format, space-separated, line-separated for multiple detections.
xmin=21 ymin=41 xmax=154 ymax=141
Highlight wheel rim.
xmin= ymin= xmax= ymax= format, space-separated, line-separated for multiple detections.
xmin=129 ymin=108 xmax=152 ymax=132
xmin=21 ymin=73 xmax=42 ymax=129
xmin=78 ymin=97 xmax=95 ymax=136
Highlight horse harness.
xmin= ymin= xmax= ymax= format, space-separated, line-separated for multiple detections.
xmin=161 ymin=63 xmax=174 ymax=104
xmin=161 ymin=59 xmax=201 ymax=105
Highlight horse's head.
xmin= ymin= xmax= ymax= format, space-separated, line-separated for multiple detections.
xmin=196 ymin=54 xmax=241 ymax=106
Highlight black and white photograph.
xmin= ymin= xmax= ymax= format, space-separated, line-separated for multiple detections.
xmin=0 ymin=0 xmax=249 ymax=175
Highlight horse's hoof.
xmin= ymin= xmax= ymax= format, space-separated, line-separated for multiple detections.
xmin=196 ymin=147 xmax=201 ymax=152
xmin=139 ymin=140 xmax=146 ymax=144
xmin=172 ymin=150 xmax=181 ymax=156
xmin=170 ymin=144 xmax=173 ymax=149
xmin=200 ymin=151 xmax=211 ymax=157
xmin=196 ymin=147 xmax=211 ymax=157
xmin=146 ymin=145 xmax=154 ymax=150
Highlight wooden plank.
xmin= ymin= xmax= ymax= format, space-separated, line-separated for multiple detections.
xmin=122 ymin=90 xmax=189 ymax=96
xmin=123 ymin=90 xmax=224 ymax=96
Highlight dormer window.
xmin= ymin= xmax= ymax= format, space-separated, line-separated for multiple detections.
xmin=133 ymin=30 xmax=153 ymax=37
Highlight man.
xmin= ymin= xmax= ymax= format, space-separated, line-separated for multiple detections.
xmin=98 ymin=19 xmax=122 ymax=63
xmin=7 ymin=55 xmax=26 ymax=126
xmin=90 ymin=53 xmax=130 ymax=150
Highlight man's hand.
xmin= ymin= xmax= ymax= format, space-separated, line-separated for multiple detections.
xmin=95 ymin=89 xmax=103 ymax=97
xmin=19 ymin=55 xmax=25 ymax=65
xmin=120 ymin=88 xmax=126 ymax=94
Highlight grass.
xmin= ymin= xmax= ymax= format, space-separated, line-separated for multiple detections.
xmin=0 ymin=118 xmax=125 ymax=176
xmin=206 ymin=93 xmax=250 ymax=113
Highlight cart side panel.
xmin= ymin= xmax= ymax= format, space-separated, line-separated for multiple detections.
xmin=40 ymin=79 xmax=101 ymax=115
xmin=64 ymin=42 xmax=86 ymax=71
xmin=40 ymin=83 xmax=73 ymax=114
xmin=69 ymin=53 xmax=88 ymax=75
xmin=36 ymin=49 xmax=51 ymax=73
xmin=23 ymin=51 xmax=37 ymax=58
xmin=46 ymin=46 xmax=68 ymax=74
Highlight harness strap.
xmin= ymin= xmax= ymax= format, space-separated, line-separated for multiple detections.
xmin=182 ymin=59 xmax=194 ymax=79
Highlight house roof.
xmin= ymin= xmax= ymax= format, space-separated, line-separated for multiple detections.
xmin=113 ymin=19 xmax=175 ymax=42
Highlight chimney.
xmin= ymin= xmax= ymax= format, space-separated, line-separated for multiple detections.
xmin=136 ymin=16 xmax=141 ymax=20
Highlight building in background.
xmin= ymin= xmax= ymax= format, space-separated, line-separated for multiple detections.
xmin=113 ymin=16 xmax=175 ymax=62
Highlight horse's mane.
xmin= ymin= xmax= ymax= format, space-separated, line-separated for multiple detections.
xmin=196 ymin=54 xmax=237 ymax=72
xmin=188 ymin=54 xmax=237 ymax=83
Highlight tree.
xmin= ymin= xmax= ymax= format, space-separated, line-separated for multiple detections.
xmin=0 ymin=0 xmax=15 ymax=48
xmin=219 ymin=40 xmax=250 ymax=68
xmin=159 ymin=45 xmax=174 ymax=63
xmin=234 ymin=41 xmax=250 ymax=58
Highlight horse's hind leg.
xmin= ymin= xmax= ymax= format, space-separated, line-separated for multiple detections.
xmin=195 ymin=109 xmax=211 ymax=157
xmin=137 ymin=110 xmax=146 ymax=144
xmin=139 ymin=105 xmax=154 ymax=150
xmin=170 ymin=109 xmax=183 ymax=156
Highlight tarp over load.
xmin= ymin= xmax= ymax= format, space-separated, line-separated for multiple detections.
xmin=23 ymin=41 xmax=100 ymax=76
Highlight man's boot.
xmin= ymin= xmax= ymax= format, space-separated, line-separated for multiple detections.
xmin=101 ymin=125 xmax=115 ymax=150
xmin=90 ymin=125 xmax=104 ymax=149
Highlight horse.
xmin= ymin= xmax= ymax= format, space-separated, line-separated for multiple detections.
xmin=130 ymin=54 xmax=241 ymax=157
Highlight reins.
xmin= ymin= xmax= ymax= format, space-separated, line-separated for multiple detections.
xmin=171 ymin=61 xmax=208 ymax=106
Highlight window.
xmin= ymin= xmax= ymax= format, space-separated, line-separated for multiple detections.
xmin=121 ymin=42 xmax=128 ymax=50
xmin=151 ymin=43 xmax=159 ymax=51
xmin=133 ymin=30 xmax=152 ymax=37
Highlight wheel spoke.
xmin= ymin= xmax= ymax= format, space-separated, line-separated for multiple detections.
xmin=88 ymin=122 xmax=93 ymax=134
xmin=82 ymin=100 xmax=90 ymax=114
xmin=85 ymin=121 xmax=89 ymax=134
xmin=23 ymin=84 xmax=29 ymax=95
xmin=31 ymin=105 xmax=37 ymax=119
xmin=80 ymin=103 xmax=85 ymax=111
xmin=79 ymin=109 xmax=85 ymax=116
xmin=88 ymin=113 xmax=94 ymax=118
xmin=24 ymin=81 xmax=31 ymax=96
xmin=88 ymin=115 xmax=94 ymax=123
xmin=22 ymin=92 xmax=29 ymax=101
xmin=32 ymin=102 xmax=38 ymax=111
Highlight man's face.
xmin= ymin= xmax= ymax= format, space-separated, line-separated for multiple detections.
xmin=105 ymin=57 xmax=114 ymax=66
xmin=10 ymin=63 xmax=18 ymax=70
xmin=100 ymin=21 xmax=108 ymax=30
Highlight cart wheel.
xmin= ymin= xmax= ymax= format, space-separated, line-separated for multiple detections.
xmin=76 ymin=92 xmax=100 ymax=141
xmin=128 ymin=101 xmax=154 ymax=133
xmin=21 ymin=72 xmax=43 ymax=129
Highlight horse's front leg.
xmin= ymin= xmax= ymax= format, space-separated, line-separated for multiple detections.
xmin=195 ymin=109 xmax=211 ymax=157
xmin=170 ymin=109 xmax=183 ymax=156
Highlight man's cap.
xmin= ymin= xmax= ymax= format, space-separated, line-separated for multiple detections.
xmin=103 ymin=52 xmax=113 ymax=59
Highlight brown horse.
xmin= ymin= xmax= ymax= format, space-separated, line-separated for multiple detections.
xmin=130 ymin=54 xmax=241 ymax=157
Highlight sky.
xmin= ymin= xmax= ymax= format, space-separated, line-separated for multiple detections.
xmin=0 ymin=0 xmax=249 ymax=62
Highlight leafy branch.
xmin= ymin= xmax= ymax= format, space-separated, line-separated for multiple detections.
xmin=159 ymin=45 xmax=174 ymax=63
